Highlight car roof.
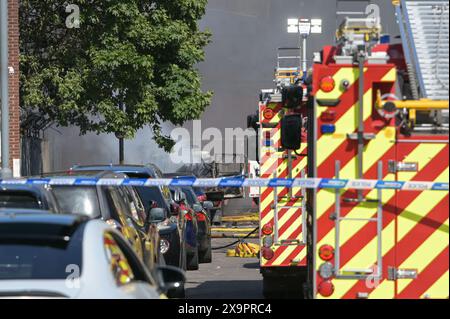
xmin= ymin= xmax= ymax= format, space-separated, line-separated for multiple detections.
xmin=0 ymin=211 xmax=86 ymax=226
xmin=41 ymin=170 xmax=128 ymax=179
xmin=71 ymin=165 xmax=156 ymax=176
xmin=0 ymin=208 xmax=54 ymax=215
xmin=0 ymin=184 xmax=49 ymax=194
xmin=0 ymin=213 xmax=88 ymax=251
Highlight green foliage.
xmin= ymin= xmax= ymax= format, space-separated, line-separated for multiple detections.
xmin=20 ymin=0 xmax=212 ymax=151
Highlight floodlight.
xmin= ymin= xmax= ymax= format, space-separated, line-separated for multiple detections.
xmin=287 ymin=18 xmax=299 ymax=33
xmin=311 ymin=18 xmax=322 ymax=34
xmin=298 ymin=19 xmax=311 ymax=35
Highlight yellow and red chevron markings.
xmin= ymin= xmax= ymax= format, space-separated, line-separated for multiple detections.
xmin=259 ymin=101 xmax=307 ymax=268
xmin=312 ymin=63 xmax=449 ymax=299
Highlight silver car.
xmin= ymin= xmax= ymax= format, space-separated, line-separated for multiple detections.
xmin=0 ymin=210 xmax=185 ymax=299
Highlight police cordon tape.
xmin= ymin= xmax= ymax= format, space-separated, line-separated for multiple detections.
xmin=0 ymin=177 xmax=448 ymax=191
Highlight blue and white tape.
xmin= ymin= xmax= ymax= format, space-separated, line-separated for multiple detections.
xmin=0 ymin=178 xmax=448 ymax=191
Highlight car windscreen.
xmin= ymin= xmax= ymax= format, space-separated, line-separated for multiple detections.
xmin=125 ymin=172 xmax=173 ymax=203
xmin=0 ymin=229 xmax=83 ymax=280
xmin=0 ymin=191 xmax=40 ymax=209
xmin=52 ymin=186 xmax=101 ymax=218
xmin=134 ymin=186 xmax=168 ymax=212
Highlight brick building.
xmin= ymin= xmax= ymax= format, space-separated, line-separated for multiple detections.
xmin=1 ymin=0 xmax=20 ymax=175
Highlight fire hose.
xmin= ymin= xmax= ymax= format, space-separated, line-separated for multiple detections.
xmin=212 ymin=226 xmax=259 ymax=250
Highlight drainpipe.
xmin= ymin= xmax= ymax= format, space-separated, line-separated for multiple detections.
xmin=0 ymin=0 xmax=12 ymax=178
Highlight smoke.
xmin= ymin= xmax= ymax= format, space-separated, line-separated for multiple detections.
xmin=46 ymin=0 xmax=399 ymax=173
xmin=45 ymin=123 xmax=184 ymax=173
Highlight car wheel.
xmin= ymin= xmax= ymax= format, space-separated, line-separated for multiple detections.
xmin=186 ymin=248 xmax=199 ymax=271
xmin=199 ymin=238 xmax=212 ymax=263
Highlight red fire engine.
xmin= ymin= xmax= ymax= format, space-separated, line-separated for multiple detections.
xmin=254 ymin=0 xmax=449 ymax=299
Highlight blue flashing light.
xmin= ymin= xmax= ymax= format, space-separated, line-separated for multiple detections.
xmin=380 ymin=35 xmax=390 ymax=44
xmin=321 ymin=124 xmax=336 ymax=134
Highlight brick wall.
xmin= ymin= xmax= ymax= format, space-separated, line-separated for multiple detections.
xmin=8 ymin=0 xmax=20 ymax=173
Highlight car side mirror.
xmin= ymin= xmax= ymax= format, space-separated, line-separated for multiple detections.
xmin=170 ymin=202 xmax=180 ymax=216
xmin=156 ymin=265 xmax=186 ymax=299
xmin=202 ymin=201 xmax=214 ymax=210
xmin=280 ymin=114 xmax=302 ymax=150
xmin=147 ymin=208 xmax=165 ymax=224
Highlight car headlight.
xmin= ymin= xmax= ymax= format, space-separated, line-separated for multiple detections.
xmin=160 ymin=239 xmax=170 ymax=255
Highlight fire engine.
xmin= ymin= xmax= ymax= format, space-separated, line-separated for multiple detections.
xmin=253 ymin=0 xmax=449 ymax=299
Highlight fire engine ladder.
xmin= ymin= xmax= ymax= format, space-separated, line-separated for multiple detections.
xmin=333 ymin=160 xmax=384 ymax=279
xmin=276 ymin=47 xmax=301 ymax=69
xmin=395 ymin=0 xmax=449 ymax=124
xmin=276 ymin=47 xmax=302 ymax=87
xmin=272 ymin=167 xmax=307 ymax=246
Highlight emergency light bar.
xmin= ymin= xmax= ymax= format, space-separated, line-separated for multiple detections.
xmin=0 ymin=178 xmax=447 ymax=191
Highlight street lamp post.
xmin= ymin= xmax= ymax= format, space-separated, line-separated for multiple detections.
xmin=0 ymin=0 xmax=12 ymax=178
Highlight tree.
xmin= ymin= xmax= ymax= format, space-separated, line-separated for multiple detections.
xmin=19 ymin=0 xmax=212 ymax=151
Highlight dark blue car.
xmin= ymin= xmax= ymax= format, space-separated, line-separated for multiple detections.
xmin=168 ymin=186 xmax=199 ymax=270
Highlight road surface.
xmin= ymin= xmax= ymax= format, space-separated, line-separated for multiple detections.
xmin=185 ymin=238 xmax=263 ymax=299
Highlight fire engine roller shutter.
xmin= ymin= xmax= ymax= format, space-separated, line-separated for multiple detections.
xmin=337 ymin=140 xmax=449 ymax=299
xmin=313 ymin=64 xmax=404 ymax=299
xmin=393 ymin=140 xmax=448 ymax=299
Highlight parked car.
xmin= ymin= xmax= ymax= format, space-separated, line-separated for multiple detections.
xmin=163 ymin=174 xmax=213 ymax=264
xmin=169 ymin=186 xmax=199 ymax=270
xmin=179 ymin=186 xmax=212 ymax=264
xmin=0 ymin=211 xmax=185 ymax=299
xmin=42 ymin=171 xmax=162 ymax=275
xmin=193 ymin=186 xmax=223 ymax=225
xmin=70 ymin=165 xmax=187 ymax=273
xmin=0 ymin=184 xmax=61 ymax=213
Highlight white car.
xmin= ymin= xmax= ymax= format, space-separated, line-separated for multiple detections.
xmin=0 ymin=210 xmax=185 ymax=299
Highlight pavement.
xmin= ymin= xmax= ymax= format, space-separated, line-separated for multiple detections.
xmin=185 ymin=238 xmax=263 ymax=299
